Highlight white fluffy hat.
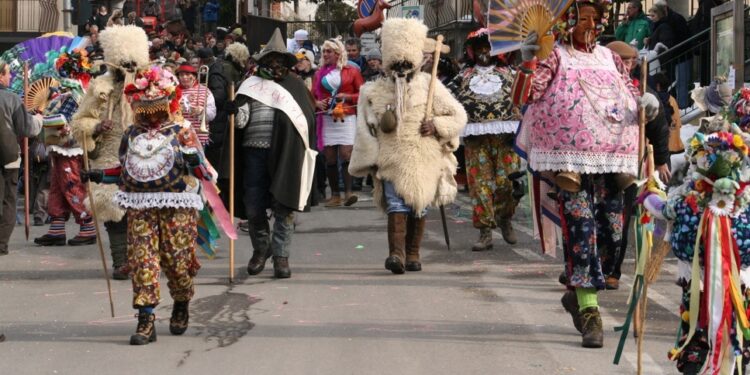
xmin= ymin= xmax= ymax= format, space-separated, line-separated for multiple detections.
xmin=380 ymin=18 xmax=427 ymax=75
xmin=98 ymin=25 xmax=149 ymax=68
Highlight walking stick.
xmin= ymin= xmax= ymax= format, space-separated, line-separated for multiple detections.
xmin=81 ymin=101 xmax=116 ymax=318
xmin=228 ymin=82 xmax=236 ymax=283
xmin=635 ymin=58 xmax=651 ymax=375
xmin=22 ymin=62 xmax=30 ymax=240
xmin=424 ymin=35 xmax=452 ymax=249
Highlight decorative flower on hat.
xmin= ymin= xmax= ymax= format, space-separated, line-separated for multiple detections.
xmin=124 ymin=66 xmax=182 ymax=114
xmin=554 ymin=0 xmax=613 ymax=42
xmin=55 ymin=48 xmax=92 ymax=88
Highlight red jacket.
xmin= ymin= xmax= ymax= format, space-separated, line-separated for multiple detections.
xmin=313 ymin=65 xmax=364 ymax=116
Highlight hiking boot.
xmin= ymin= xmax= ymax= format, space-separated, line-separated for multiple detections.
xmin=247 ymin=247 xmax=272 ymax=276
xmin=129 ymin=312 xmax=156 ymax=345
xmin=67 ymin=235 xmax=96 ymax=246
xmin=405 ymin=216 xmax=425 ymax=272
xmin=112 ymin=265 xmax=130 ymax=280
xmin=169 ymin=301 xmax=189 ymax=335
xmin=325 ymin=195 xmax=342 ymax=207
xmin=498 ymin=218 xmax=517 ymax=245
xmin=605 ymin=276 xmax=620 ymax=290
xmin=471 ymin=228 xmax=493 ymax=251
xmin=385 ymin=213 xmax=407 ymax=274
xmin=561 ymin=291 xmax=582 ymax=333
xmin=580 ymin=307 xmax=604 ymax=348
xmin=344 ymin=194 xmax=358 ymax=207
xmin=273 ymin=256 xmax=291 ymax=279
xmin=34 ymin=234 xmax=66 ymax=246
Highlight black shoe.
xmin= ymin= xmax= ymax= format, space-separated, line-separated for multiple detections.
xmin=112 ymin=265 xmax=129 ymax=280
xmin=33 ymin=218 xmax=44 ymax=226
xmin=0 ymin=248 xmax=7 ymax=256
xmin=561 ymin=291 xmax=582 ymax=333
xmin=385 ymin=256 xmax=405 ymax=274
xmin=247 ymin=247 xmax=272 ymax=276
xmin=34 ymin=234 xmax=66 ymax=246
xmin=67 ymin=236 xmax=96 ymax=246
xmin=405 ymin=261 xmax=422 ymax=272
xmin=558 ymin=271 xmax=568 ymax=286
xmin=169 ymin=301 xmax=189 ymax=335
xmin=129 ymin=312 xmax=157 ymax=345
xmin=273 ymin=256 xmax=291 ymax=279
xmin=580 ymin=307 xmax=603 ymax=348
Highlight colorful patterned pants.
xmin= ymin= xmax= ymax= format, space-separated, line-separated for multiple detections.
xmin=560 ymin=174 xmax=623 ymax=290
xmin=47 ymin=153 xmax=89 ymax=224
xmin=127 ymin=207 xmax=201 ymax=308
xmin=465 ymin=134 xmax=520 ymax=229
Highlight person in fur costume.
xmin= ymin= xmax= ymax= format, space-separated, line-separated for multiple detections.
xmin=641 ymin=117 xmax=750 ymax=374
xmin=349 ymin=18 xmax=467 ymax=274
xmin=34 ymin=48 xmax=97 ymax=248
xmin=71 ymin=25 xmax=150 ymax=280
xmin=513 ymin=0 xmax=660 ymax=348
xmin=447 ymin=28 xmax=523 ymax=251
xmin=83 ymin=66 xmax=211 ymax=345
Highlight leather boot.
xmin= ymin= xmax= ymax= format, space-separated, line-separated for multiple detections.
xmin=561 ymin=291 xmax=582 ymax=333
xmin=67 ymin=235 xmax=96 ymax=246
xmin=112 ymin=265 xmax=130 ymax=280
xmin=580 ymin=307 xmax=604 ymax=348
xmin=130 ymin=312 xmax=157 ymax=345
xmin=385 ymin=213 xmax=407 ymax=274
xmin=273 ymin=256 xmax=291 ymax=279
xmin=471 ymin=228 xmax=493 ymax=251
xmin=405 ymin=215 xmax=425 ymax=272
xmin=247 ymin=220 xmax=272 ymax=276
xmin=169 ymin=301 xmax=189 ymax=335
xmin=497 ymin=217 xmax=517 ymax=244
xmin=33 ymin=234 xmax=66 ymax=246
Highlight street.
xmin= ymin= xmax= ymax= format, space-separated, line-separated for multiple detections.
xmin=0 ymin=190 xmax=683 ymax=374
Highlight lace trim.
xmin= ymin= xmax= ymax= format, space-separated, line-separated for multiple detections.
xmin=48 ymin=146 xmax=83 ymax=157
xmin=462 ymin=121 xmax=519 ymax=136
xmin=113 ymin=191 xmax=204 ymax=210
xmin=529 ymin=150 xmax=638 ymax=175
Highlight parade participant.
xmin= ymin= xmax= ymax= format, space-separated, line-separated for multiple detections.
xmin=176 ymin=63 xmax=216 ymax=146
xmin=313 ymin=38 xmax=363 ymax=207
xmin=641 ymin=112 xmax=750 ymax=373
xmin=83 ymin=66 xmax=211 ymax=345
xmin=71 ymin=25 xmax=150 ymax=280
xmin=33 ymin=48 xmax=98 ymax=248
xmin=0 ymin=60 xmax=43 ymax=256
xmin=233 ymin=29 xmax=317 ymax=279
xmin=350 ymin=18 xmax=467 ymax=274
xmin=513 ymin=0 xmax=660 ymax=348
xmin=293 ymin=48 xmax=317 ymax=90
xmin=447 ymin=28 xmax=522 ymax=251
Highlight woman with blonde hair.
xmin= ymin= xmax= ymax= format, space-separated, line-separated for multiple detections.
xmin=313 ymin=38 xmax=364 ymax=207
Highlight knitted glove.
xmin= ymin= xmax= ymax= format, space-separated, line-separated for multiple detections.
xmin=638 ymin=92 xmax=660 ymax=122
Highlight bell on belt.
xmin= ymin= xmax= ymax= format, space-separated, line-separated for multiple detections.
xmin=379 ymin=107 xmax=397 ymax=133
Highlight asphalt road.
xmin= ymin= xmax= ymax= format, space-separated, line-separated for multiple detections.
xmin=0 ymin=189 xmax=685 ymax=374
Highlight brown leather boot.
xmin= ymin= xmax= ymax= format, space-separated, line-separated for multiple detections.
xmin=580 ymin=307 xmax=604 ymax=348
xmin=169 ymin=301 xmax=189 ymax=335
xmin=497 ymin=217 xmax=517 ymax=245
xmin=561 ymin=291 xmax=582 ymax=333
xmin=130 ymin=312 xmax=157 ymax=345
xmin=385 ymin=213 xmax=407 ymax=274
xmin=405 ymin=215 xmax=425 ymax=272
xmin=273 ymin=256 xmax=291 ymax=279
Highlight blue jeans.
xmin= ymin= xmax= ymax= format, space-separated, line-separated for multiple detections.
xmin=382 ymin=180 xmax=427 ymax=216
xmin=243 ymin=147 xmax=295 ymax=257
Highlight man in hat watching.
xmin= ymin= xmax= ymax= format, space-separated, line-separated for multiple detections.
xmin=233 ymin=29 xmax=317 ymax=279
xmin=176 ymin=63 xmax=216 ymax=146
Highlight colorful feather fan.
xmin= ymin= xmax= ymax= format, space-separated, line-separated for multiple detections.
xmin=487 ymin=0 xmax=573 ymax=58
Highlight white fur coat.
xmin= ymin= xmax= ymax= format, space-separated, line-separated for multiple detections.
xmin=349 ymin=72 xmax=467 ymax=215
xmin=70 ymin=75 xmax=128 ymax=223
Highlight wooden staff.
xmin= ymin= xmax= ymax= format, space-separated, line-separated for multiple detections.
xmin=424 ymin=35 xmax=452 ymax=249
xmin=22 ymin=62 xmax=30 ymax=240
xmin=635 ymin=57 xmax=651 ymax=375
xmin=229 ymin=82 xmax=236 ymax=283
xmin=81 ymin=101 xmax=116 ymax=318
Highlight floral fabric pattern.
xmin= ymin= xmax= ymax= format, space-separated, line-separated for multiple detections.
xmin=47 ymin=154 xmax=90 ymax=223
xmin=465 ymin=134 xmax=520 ymax=228
xmin=560 ymin=174 xmax=623 ymax=290
xmin=128 ymin=207 xmax=201 ymax=308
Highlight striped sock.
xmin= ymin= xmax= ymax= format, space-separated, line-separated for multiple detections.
xmin=46 ymin=217 xmax=66 ymax=237
xmin=78 ymin=219 xmax=96 ymax=238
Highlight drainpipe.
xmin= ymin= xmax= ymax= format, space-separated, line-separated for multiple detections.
xmin=63 ymin=0 xmax=72 ymax=33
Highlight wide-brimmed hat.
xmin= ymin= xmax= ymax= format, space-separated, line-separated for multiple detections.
xmin=253 ymin=28 xmax=298 ymax=68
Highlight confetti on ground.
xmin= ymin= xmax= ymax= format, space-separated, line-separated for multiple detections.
xmin=315 ymin=252 xmax=322 ymax=256
xmin=454 ymin=220 xmax=465 ymax=224
xmin=355 ymin=245 xmax=364 ymax=249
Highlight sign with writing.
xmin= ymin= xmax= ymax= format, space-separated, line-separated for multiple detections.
xmin=402 ymin=5 xmax=424 ymax=20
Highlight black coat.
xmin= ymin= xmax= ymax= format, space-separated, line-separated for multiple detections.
xmin=205 ymin=59 xmax=243 ymax=176
xmin=645 ymin=88 xmax=671 ymax=167
xmin=648 ymin=20 xmax=676 ymax=51
xmin=227 ymin=74 xmax=318 ymax=218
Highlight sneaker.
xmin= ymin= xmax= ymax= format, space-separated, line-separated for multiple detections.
xmin=561 ymin=291 xmax=582 ymax=333
xmin=580 ymin=307 xmax=603 ymax=348
xmin=238 ymin=221 xmax=249 ymax=233
xmin=344 ymin=194 xmax=358 ymax=206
